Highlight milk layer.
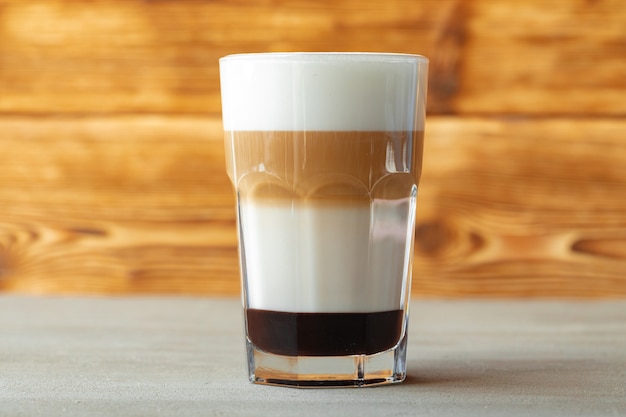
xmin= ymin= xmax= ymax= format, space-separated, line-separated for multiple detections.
xmin=239 ymin=196 xmax=416 ymax=313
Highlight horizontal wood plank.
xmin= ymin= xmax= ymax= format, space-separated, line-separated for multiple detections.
xmin=0 ymin=116 xmax=624 ymax=297
xmin=0 ymin=0 xmax=457 ymax=114
xmin=1 ymin=0 xmax=623 ymax=116
xmin=0 ymin=116 xmax=238 ymax=294
xmin=415 ymin=117 xmax=626 ymax=297
xmin=0 ymin=0 xmax=626 ymax=116
xmin=456 ymin=0 xmax=626 ymax=115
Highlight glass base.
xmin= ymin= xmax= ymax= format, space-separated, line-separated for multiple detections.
xmin=246 ymin=332 xmax=408 ymax=388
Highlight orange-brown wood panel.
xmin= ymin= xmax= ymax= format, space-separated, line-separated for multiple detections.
xmin=0 ymin=116 xmax=238 ymax=294
xmin=414 ymin=117 xmax=626 ymax=297
xmin=1 ymin=116 xmax=624 ymax=297
xmin=0 ymin=0 xmax=625 ymax=297
xmin=2 ymin=0 xmax=623 ymax=116
xmin=0 ymin=0 xmax=457 ymax=114
xmin=456 ymin=0 xmax=626 ymax=116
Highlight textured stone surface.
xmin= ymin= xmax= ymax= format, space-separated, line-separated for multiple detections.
xmin=1 ymin=296 xmax=625 ymax=416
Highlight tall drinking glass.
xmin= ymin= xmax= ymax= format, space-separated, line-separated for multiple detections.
xmin=220 ymin=53 xmax=428 ymax=387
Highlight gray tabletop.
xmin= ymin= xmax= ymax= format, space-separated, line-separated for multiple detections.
xmin=1 ymin=296 xmax=625 ymax=416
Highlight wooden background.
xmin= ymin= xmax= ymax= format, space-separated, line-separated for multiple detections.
xmin=0 ymin=0 xmax=625 ymax=297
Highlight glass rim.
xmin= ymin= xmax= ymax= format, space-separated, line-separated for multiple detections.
xmin=219 ymin=52 xmax=429 ymax=64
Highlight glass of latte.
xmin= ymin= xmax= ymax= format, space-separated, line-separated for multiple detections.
xmin=220 ymin=52 xmax=428 ymax=387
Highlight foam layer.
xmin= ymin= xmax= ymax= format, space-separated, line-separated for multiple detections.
xmin=219 ymin=53 xmax=428 ymax=131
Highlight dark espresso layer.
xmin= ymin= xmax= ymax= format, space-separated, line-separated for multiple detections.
xmin=246 ymin=309 xmax=404 ymax=356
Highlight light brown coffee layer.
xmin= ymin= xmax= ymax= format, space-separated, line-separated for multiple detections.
xmin=224 ymin=131 xmax=423 ymax=203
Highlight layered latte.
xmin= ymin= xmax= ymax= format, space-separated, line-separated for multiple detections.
xmin=221 ymin=53 xmax=427 ymax=357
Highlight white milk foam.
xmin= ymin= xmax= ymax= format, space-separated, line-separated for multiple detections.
xmin=220 ymin=53 xmax=428 ymax=132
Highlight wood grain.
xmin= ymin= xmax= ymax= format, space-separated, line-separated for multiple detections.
xmin=456 ymin=0 xmax=626 ymax=116
xmin=0 ymin=116 xmax=238 ymax=294
xmin=0 ymin=0 xmax=457 ymax=115
xmin=1 ymin=116 xmax=624 ymax=297
xmin=414 ymin=117 xmax=626 ymax=297
xmin=3 ymin=0 xmax=623 ymax=116
xmin=0 ymin=0 xmax=625 ymax=297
